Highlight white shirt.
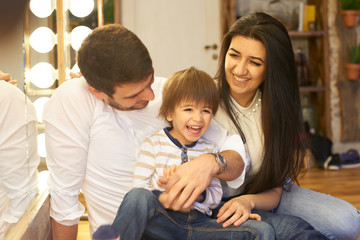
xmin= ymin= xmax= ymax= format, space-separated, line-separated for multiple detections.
xmin=134 ymin=128 xmax=222 ymax=216
xmin=43 ymin=77 xmax=248 ymax=234
xmin=214 ymin=90 xmax=263 ymax=196
xmin=0 ymin=81 xmax=39 ymax=238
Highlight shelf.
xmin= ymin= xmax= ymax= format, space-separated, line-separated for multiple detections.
xmin=288 ymin=31 xmax=325 ymax=38
xmin=299 ymin=86 xmax=326 ymax=93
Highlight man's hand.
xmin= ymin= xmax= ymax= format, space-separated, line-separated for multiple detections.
xmin=70 ymin=71 xmax=82 ymax=79
xmin=160 ymin=154 xmax=217 ymax=211
xmin=0 ymin=71 xmax=17 ymax=86
xmin=158 ymin=192 xmax=194 ymax=213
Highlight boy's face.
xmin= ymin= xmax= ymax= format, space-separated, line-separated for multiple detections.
xmin=166 ymin=100 xmax=213 ymax=146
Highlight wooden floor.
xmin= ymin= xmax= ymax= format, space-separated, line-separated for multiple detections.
xmin=77 ymin=167 xmax=360 ymax=240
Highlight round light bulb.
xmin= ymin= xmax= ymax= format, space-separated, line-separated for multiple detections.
xmin=30 ymin=27 xmax=56 ymax=53
xmin=69 ymin=0 xmax=94 ymax=18
xmin=37 ymin=133 xmax=46 ymax=158
xmin=29 ymin=62 xmax=56 ymax=88
xmin=33 ymin=97 xmax=50 ymax=122
xmin=30 ymin=0 xmax=54 ymax=18
xmin=70 ymin=26 xmax=92 ymax=51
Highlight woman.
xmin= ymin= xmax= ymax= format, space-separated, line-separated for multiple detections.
xmin=214 ymin=12 xmax=360 ymax=240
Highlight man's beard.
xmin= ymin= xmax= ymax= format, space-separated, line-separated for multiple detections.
xmin=107 ymin=98 xmax=149 ymax=111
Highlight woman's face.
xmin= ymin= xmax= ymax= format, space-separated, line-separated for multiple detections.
xmin=224 ymin=35 xmax=266 ymax=107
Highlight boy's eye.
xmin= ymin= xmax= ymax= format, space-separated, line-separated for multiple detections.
xmin=203 ymin=109 xmax=211 ymax=114
xmin=184 ymin=108 xmax=192 ymax=111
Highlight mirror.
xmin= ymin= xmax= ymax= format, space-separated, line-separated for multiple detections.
xmin=0 ymin=0 xmax=116 ymax=237
xmin=0 ymin=73 xmax=41 ymax=238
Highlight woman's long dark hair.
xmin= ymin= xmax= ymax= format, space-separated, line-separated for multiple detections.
xmin=215 ymin=12 xmax=305 ymax=194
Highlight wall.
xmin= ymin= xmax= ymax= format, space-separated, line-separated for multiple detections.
xmin=0 ymin=21 xmax=24 ymax=91
xmin=328 ymin=0 xmax=360 ymax=153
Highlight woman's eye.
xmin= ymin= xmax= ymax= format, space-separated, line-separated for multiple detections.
xmin=251 ymin=61 xmax=261 ymax=66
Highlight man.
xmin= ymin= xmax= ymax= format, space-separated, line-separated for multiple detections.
xmin=43 ymin=24 xmax=248 ymax=239
xmin=0 ymin=73 xmax=39 ymax=238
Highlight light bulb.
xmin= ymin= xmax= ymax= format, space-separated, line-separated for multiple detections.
xmin=30 ymin=0 xmax=55 ymax=18
xmin=33 ymin=97 xmax=50 ymax=122
xmin=30 ymin=27 xmax=56 ymax=53
xmin=37 ymin=133 xmax=46 ymax=158
xmin=70 ymin=26 xmax=92 ymax=51
xmin=69 ymin=0 xmax=94 ymax=18
xmin=29 ymin=62 xmax=56 ymax=88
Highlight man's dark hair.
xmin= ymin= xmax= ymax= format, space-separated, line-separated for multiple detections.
xmin=77 ymin=24 xmax=153 ymax=97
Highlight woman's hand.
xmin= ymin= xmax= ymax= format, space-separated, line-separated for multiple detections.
xmin=216 ymin=195 xmax=261 ymax=228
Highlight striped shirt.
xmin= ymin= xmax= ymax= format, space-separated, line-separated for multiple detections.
xmin=134 ymin=128 xmax=222 ymax=216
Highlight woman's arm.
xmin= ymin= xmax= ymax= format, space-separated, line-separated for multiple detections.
xmin=217 ymin=186 xmax=283 ymax=227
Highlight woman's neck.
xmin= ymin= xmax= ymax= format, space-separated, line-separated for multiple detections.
xmin=231 ymin=90 xmax=258 ymax=108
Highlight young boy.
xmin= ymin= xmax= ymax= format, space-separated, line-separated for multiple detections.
xmin=133 ymin=66 xmax=223 ymax=216
xmin=93 ymin=67 xmax=261 ymax=240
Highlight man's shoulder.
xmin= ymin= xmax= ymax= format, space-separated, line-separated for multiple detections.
xmin=0 ymin=80 xmax=24 ymax=100
xmin=54 ymin=77 xmax=89 ymax=95
xmin=50 ymin=77 xmax=96 ymax=105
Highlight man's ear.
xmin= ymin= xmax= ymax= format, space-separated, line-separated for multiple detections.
xmin=88 ymin=85 xmax=105 ymax=100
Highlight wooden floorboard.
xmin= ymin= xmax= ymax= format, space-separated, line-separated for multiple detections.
xmin=298 ymin=167 xmax=360 ymax=210
xmin=77 ymin=167 xmax=360 ymax=240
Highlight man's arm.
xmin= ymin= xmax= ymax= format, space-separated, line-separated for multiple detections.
xmin=0 ymin=81 xmax=39 ymax=238
xmin=162 ymin=150 xmax=244 ymax=210
xmin=44 ymin=79 xmax=91 ymax=239
xmin=51 ymin=219 xmax=78 ymax=240
xmin=217 ymin=150 xmax=244 ymax=181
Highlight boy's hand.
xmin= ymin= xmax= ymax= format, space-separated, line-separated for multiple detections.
xmin=157 ymin=165 xmax=178 ymax=188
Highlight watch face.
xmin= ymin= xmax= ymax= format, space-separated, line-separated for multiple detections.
xmin=218 ymin=153 xmax=224 ymax=162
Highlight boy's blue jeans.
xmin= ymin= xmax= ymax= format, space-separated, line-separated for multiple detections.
xmin=112 ymin=188 xmax=328 ymax=240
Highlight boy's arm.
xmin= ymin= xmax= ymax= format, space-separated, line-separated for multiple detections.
xmin=162 ymin=120 xmax=248 ymax=211
xmin=196 ymin=178 xmax=223 ymax=210
xmin=133 ymin=137 xmax=157 ymax=189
